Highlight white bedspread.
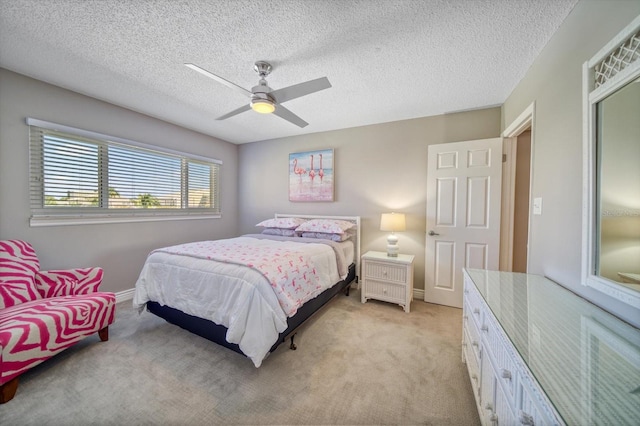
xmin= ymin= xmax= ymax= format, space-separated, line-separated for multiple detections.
xmin=133 ymin=236 xmax=346 ymax=367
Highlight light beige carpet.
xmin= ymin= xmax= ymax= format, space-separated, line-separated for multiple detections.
xmin=1 ymin=289 xmax=480 ymax=425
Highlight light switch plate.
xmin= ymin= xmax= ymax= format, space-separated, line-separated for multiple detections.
xmin=533 ymin=197 xmax=542 ymax=215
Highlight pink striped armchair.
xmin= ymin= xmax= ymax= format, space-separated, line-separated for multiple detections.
xmin=0 ymin=240 xmax=115 ymax=403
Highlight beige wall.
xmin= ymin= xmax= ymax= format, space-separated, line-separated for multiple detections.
xmin=502 ymin=0 xmax=640 ymax=325
xmin=0 ymin=69 xmax=239 ymax=294
xmin=238 ymin=108 xmax=502 ymax=292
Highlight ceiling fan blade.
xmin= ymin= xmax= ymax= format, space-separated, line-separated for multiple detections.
xmin=185 ymin=63 xmax=252 ymax=98
xmin=273 ymin=105 xmax=309 ymax=128
xmin=270 ymin=77 xmax=331 ymax=104
xmin=217 ymin=104 xmax=251 ymax=120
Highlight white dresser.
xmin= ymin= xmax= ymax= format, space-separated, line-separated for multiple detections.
xmin=463 ymin=269 xmax=640 ymax=426
xmin=361 ymin=251 xmax=414 ymax=312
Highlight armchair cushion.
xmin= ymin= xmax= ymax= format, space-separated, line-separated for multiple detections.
xmin=0 ymin=292 xmax=116 ymax=386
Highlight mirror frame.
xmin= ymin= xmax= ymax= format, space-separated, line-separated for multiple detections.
xmin=582 ymin=15 xmax=640 ymax=309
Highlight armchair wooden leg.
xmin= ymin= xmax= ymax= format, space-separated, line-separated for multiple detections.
xmin=98 ymin=326 xmax=109 ymax=341
xmin=0 ymin=377 xmax=19 ymax=404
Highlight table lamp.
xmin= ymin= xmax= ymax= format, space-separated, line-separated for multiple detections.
xmin=380 ymin=212 xmax=406 ymax=257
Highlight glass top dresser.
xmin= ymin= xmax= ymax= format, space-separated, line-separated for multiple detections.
xmin=462 ymin=268 xmax=640 ymax=425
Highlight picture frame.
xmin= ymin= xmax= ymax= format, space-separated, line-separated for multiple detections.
xmin=289 ymin=149 xmax=334 ymax=202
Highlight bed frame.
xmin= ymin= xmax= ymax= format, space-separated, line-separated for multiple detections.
xmin=145 ymin=214 xmax=361 ymax=360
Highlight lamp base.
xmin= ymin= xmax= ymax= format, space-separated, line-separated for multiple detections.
xmin=387 ymin=233 xmax=399 ymax=257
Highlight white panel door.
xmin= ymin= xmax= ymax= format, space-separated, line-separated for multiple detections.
xmin=425 ymin=138 xmax=502 ymax=308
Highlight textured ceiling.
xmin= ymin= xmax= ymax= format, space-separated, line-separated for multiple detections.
xmin=0 ymin=0 xmax=578 ymax=144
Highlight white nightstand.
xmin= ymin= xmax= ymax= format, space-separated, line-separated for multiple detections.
xmin=361 ymin=251 xmax=415 ymax=313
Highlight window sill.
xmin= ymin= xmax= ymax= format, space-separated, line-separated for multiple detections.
xmin=30 ymin=213 xmax=221 ymax=227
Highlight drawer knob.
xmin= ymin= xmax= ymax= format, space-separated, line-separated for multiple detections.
xmin=501 ymin=369 xmax=512 ymax=380
xmin=481 ymin=324 xmax=488 ymax=332
xmin=471 ymin=374 xmax=478 ymax=383
xmin=473 ymin=308 xmax=480 ymax=315
xmin=519 ymin=411 xmax=535 ymax=425
xmin=484 ymin=403 xmax=493 ymax=412
xmin=472 ymin=341 xmax=479 ymax=348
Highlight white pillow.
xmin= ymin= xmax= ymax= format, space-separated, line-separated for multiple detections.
xmin=295 ymin=219 xmax=355 ymax=234
xmin=256 ymin=217 xmax=307 ymax=229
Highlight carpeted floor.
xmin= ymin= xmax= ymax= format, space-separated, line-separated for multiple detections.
xmin=1 ymin=289 xmax=480 ymax=425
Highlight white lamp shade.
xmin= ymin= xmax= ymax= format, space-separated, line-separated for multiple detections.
xmin=380 ymin=213 xmax=406 ymax=232
xmin=380 ymin=213 xmax=406 ymax=257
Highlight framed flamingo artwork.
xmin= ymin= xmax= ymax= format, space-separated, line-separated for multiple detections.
xmin=289 ymin=149 xmax=334 ymax=202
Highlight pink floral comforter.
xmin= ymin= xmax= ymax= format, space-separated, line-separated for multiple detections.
xmin=155 ymin=236 xmax=344 ymax=317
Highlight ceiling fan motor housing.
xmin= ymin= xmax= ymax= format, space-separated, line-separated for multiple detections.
xmin=251 ymin=78 xmax=275 ymax=109
xmin=250 ymin=79 xmax=275 ymax=113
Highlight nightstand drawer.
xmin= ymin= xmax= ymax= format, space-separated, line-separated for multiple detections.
xmin=364 ymin=261 xmax=407 ymax=284
xmin=363 ymin=279 xmax=406 ymax=303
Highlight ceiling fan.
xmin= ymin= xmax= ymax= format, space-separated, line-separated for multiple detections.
xmin=185 ymin=61 xmax=332 ymax=128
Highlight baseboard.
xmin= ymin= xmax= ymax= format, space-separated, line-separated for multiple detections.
xmin=413 ymin=288 xmax=425 ymax=301
xmin=116 ymin=288 xmax=135 ymax=304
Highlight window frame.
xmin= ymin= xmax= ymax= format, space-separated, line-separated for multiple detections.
xmin=27 ymin=118 xmax=222 ymax=227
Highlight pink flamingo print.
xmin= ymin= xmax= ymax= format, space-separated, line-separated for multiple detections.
xmin=318 ymin=153 xmax=324 ymax=182
xmin=308 ymin=154 xmax=316 ymax=182
xmin=292 ymin=158 xmax=307 ymax=180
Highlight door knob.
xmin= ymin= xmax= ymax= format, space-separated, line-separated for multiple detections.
xmin=428 ymin=230 xmax=440 ymax=236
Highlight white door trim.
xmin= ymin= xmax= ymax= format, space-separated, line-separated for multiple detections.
xmin=502 ymin=102 xmax=536 ymax=273
xmin=500 ymin=137 xmax=517 ymax=272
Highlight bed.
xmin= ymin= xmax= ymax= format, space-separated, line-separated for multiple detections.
xmin=133 ymin=214 xmax=360 ymax=367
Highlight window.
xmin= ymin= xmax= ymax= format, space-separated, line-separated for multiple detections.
xmin=28 ymin=118 xmax=221 ymax=226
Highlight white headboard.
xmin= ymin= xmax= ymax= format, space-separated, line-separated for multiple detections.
xmin=275 ymin=213 xmax=361 ymax=280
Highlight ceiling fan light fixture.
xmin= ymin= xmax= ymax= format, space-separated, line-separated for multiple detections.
xmin=251 ymin=98 xmax=275 ymax=114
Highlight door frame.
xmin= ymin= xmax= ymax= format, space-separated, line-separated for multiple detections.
xmin=501 ymin=101 xmax=536 ymax=273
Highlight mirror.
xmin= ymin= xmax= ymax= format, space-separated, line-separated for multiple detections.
xmin=582 ymin=16 xmax=640 ymax=309
xmin=596 ymin=79 xmax=640 ymax=291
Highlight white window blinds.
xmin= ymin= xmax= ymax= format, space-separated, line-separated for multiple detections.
xmin=28 ymin=118 xmax=221 ymax=224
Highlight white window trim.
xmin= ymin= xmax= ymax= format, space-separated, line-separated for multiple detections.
xmin=27 ymin=118 xmax=222 ymax=227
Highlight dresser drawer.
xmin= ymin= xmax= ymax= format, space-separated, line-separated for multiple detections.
xmin=519 ymin=374 xmax=556 ymax=426
xmin=464 ymin=300 xmax=483 ymax=364
xmin=464 ymin=280 xmax=484 ymax=328
xmin=481 ymin=311 xmax=518 ymax=406
xmin=364 ymin=260 xmax=408 ymax=284
xmin=463 ymin=326 xmax=482 ymax=403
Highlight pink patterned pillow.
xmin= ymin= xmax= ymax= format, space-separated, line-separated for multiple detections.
xmin=35 ymin=268 xmax=103 ymax=297
xmin=295 ymin=219 xmax=355 ymax=234
xmin=261 ymin=228 xmax=298 ymax=237
xmin=300 ymin=232 xmax=352 ymax=242
xmin=256 ymin=217 xmax=307 ymax=229
xmin=35 ymin=272 xmax=78 ymax=298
